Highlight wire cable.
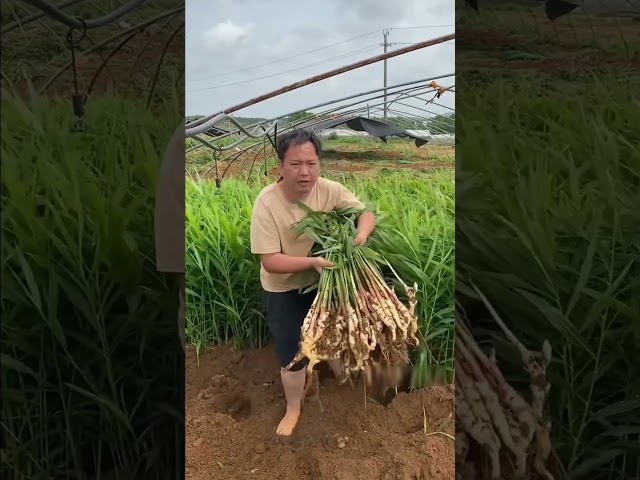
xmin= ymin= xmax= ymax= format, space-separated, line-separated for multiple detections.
xmin=19 ymin=0 xmax=149 ymax=30
xmin=187 ymin=44 xmax=381 ymax=92
xmin=391 ymin=24 xmax=454 ymax=30
xmin=188 ymin=29 xmax=382 ymax=82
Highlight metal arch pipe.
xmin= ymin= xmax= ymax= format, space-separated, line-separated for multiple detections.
xmin=206 ymin=75 xmax=453 ymax=143
xmin=193 ymin=97 xmax=453 ymax=176
xmin=40 ymin=6 xmax=184 ymax=93
xmin=20 ymin=0 xmax=149 ymax=30
xmin=270 ymin=85 xmax=441 ymax=136
xmin=146 ymin=21 xmax=185 ymax=110
xmin=189 ymin=122 xmax=278 ymax=152
xmin=387 ymin=82 xmax=454 ymax=111
xmin=188 ymin=81 xmax=450 ymax=154
xmin=185 ymin=113 xmax=229 ymax=137
xmin=2 ymin=0 xmax=83 ymax=34
xmin=228 ymin=118 xmax=279 ymax=139
xmin=187 ymin=75 xmax=443 ymax=132
xmin=186 ymin=33 xmax=455 ymax=129
xmin=190 ymin=73 xmax=454 ymax=134
xmin=190 ymin=84 xmax=443 ymax=153
xmin=283 ymin=84 xmax=437 ymax=128
xmin=124 ymin=13 xmax=181 ymax=92
xmin=215 ymin=33 xmax=454 ymax=116
xmin=86 ymin=31 xmax=138 ymax=97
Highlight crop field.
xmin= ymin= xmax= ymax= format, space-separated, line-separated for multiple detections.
xmin=1 ymin=95 xmax=184 ymax=479
xmin=1 ymin=3 xmax=185 ymax=478
xmin=456 ymin=4 xmax=639 ymax=479
xmin=185 ymin=139 xmax=456 ymax=478
xmin=186 ymin=170 xmax=455 ymax=360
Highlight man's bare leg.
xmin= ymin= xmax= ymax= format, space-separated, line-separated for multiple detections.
xmin=276 ymin=367 xmax=306 ymax=436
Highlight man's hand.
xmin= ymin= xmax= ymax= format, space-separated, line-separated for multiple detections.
xmin=313 ymin=257 xmax=334 ymax=274
xmin=353 ymin=232 xmax=369 ymax=246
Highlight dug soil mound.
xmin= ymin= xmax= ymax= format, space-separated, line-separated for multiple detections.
xmin=186 ymin=344 xmax=455 ymax=480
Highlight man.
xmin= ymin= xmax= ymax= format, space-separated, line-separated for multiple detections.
xmin=250 ymin=129 xmax=376 ymax=436
xmin=154 ymin=123 xmax=186 ymax=352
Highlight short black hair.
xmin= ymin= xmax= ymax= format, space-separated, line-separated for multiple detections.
xmin=276 ymin=129 xmax=322 ymax=162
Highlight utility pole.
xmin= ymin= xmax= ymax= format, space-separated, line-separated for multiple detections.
xmin=380 ymin=29 xmax=398 ymax=120
xmin=382 ymin=29 xmax=390 ymax=119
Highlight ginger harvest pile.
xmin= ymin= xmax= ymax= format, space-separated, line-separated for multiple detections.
xmin=456 ymin=306 xmax=553 ymax=480
xmin=284 ymin=204 xmax=420 ymax=378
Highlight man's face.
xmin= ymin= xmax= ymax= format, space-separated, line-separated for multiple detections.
xmin=280 ymin=141 xmax=320 ymax=196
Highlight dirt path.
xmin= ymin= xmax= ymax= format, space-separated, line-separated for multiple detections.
xmin=186 ymin=344 xmax=455 ymax=480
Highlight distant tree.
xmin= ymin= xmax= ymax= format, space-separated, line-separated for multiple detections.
xmin=288 ymin=111 xmax=314 ymax=124
xmin=425 ymin=114 xmax=455 ymax=134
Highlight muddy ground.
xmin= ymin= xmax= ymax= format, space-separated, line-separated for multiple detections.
xmin=456 ymin=10 xmax=639 ymax=75
xmin=186 ymin=344 xmax=455 ymax=480
xmin=187 ymin=142 xmax=455 ymax=181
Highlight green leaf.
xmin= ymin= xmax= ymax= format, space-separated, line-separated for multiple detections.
xmin=515 ymin=288 xmax=594 ymax=358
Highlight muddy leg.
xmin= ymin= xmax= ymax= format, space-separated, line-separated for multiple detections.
xmin=277 ymin=367 xmax=305 ymax=436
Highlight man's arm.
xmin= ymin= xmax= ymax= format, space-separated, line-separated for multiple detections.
xmin=155 ymin=124 xmax=186 ymax=279
xmin=251 ymin=199 xmax=333 ymax=274
xmin=355 ymin=211 xmax=376 ymax=245
xmin=176 ymin=273 xmax=185 ymax=297
xmin=261 ymin=253 xmax=331 ymax=274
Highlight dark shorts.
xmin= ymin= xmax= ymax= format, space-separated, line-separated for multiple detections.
xmin=264 ymin=288 xmax=316 ymax=371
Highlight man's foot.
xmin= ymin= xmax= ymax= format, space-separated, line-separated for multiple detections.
xmin=276 ymin=406 xmax=301 ymax=436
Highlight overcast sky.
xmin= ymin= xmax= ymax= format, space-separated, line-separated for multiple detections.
xmin=185 ymin=0 xmax=455 ymax=122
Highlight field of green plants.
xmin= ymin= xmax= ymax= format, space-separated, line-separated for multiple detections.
xmin=457 ymin=71 xmax=640 ymax=479
xmin=1 ymin=95 xmax=184 ymax=479
xmin=185 ymin=170 xmax=455 ymax=382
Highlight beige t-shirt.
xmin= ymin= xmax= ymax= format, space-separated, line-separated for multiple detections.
xmin=154 ymin=124 xmax=185 ymax=273
xmin=250 ymin=177 xmax=365 ymax=293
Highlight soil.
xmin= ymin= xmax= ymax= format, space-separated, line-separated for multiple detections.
xmin=185 ymin=343 xmax=455 ymax=480
xmin=457 ymin=11 xmax=640 ymax=75
xmin=190 ymin=144 xmax=455 ymax=181
xmin=1 ymin=5 xmax=184 ymax=102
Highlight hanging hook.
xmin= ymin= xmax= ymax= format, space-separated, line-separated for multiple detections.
xmin=212 ymin=149 xmax=222 ymax=194
xmin=66 ymin=18 xmax=88 ymax=133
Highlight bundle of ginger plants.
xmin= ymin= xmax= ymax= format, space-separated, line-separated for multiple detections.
xmin=284 ymin=204 xmax=420 ymax=380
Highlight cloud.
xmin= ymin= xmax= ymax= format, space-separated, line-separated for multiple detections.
xmin=202 ymin=20 xmax=253 ymax=48
xmin=185 ymin=0 xmax=455 ymax=119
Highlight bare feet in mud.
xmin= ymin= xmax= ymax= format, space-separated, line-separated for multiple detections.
xmin=275 ymin=405 xmax=301 ymax=436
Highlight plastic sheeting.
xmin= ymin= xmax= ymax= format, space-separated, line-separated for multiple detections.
xmin=303 ymin=116 xmax=430 ymax=147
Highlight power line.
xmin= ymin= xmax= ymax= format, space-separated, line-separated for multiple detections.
xmin=188 ymin=29 xmax=381 ymax=82
xmin=391 ymin=24 xmax=454 ymax=30
xmin=188 ymin=24 xmax=455 ymax=83
xmin=392 ymin=41 xmax=455 ymax=46
xmin=187 ymin=44 xmax=381 ymax=92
